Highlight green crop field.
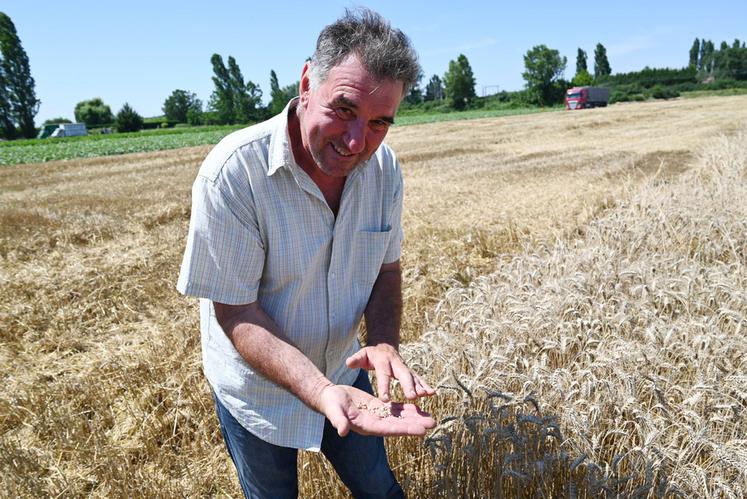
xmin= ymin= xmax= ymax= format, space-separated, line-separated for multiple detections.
xmin=0 ymin=125 xmax=243 ymax=165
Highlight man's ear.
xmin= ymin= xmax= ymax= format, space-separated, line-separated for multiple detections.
xmin=299 ymin=62 xmax=312 ymax=107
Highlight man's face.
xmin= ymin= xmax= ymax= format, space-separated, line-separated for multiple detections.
xmin=297 ymin=55 xmax=404 ymax=178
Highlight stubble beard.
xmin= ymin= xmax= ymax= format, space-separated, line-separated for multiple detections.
xmin=310 ymin=142 xmax=369 ymax=178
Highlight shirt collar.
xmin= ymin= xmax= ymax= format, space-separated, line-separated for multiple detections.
xmin=267 ymin=97 xmax=299 ymax=177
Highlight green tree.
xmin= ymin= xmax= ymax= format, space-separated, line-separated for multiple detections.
xmin=242 ymin=80 xmax=263 ymax=122
xmin=269 ymin=70 xmax=282 ymax=115
xmin=114 ymin=102 xmax=143 ymax=133
xmin=571 ymin=70 xmax=593 ymax=87
xmin=713 ymin=45 xmax=747 ymax=81
xmin=522 ymin=44 xmax=567 ymax=106
xmin=404 ymin=86 xmax=423 ymax=105
xmin=209 ymin=54 xmax=234 ymax=124
xmin=689 ymin=38 xmax=700 ymax=68
xmin=0 ymin=12 xmax=40 ymax=139
xmin=0 ymin=55 xmax=14 ymax=139
xmin=701 ymin=40 xmax=715 ymax=74
xmin=209 ymin=54 xmax=263 ymax=124
xmin=576 ymin=48 xmax=588 ymax=74
xmin=424 ymin=74 xmax=444 ymax=101
xmin=268 ymin=69 xmax=299 ymax=115
xmin=42 ymin=117 xmax=72 ymax=125
xmin=186 ymin=107 xmax=203 ymax=126
xmin=594 ymin=43 xmax=611 ymax=78
xmin=162 ymin=89 xmax=202 ymax=123
xmin=74 ymin=97 xmax=114 ymax=126
xmin=403 ymin=70 xmax=424 ymax=105
xmin=228 ymin=56 xmax=251 ymax=123
xmin=443 ymin=54 xmax=476 ymax=110
xmin=228 ymin=56 xmax=263 ymax=123
xmin=698 ymin=39 xmax=706 ymax=71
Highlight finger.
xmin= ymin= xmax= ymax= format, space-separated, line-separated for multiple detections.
xmin=413 ymin=373 xmax=436 ymax=397
xmin=345 ymin=349 xmax=369 ymax=369
xmin=391 ymin=363 xmax=417 ymax=400
xmin=376 ymin=371 xmax=392 ymax=403
xmin=413 ymin=378 xmax=428 ymax=398
xmin=422 ymin=379 xmax=436 ymax=396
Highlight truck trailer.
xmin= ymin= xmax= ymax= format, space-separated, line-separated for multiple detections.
xmin=565 ymin=87 xmax=610 ymax=110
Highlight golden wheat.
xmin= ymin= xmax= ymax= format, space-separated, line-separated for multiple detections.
xmin=396 ymin=129 xmax=746 ymax=497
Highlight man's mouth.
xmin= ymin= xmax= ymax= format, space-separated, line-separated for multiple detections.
xmin=331 ymin=143 xmax=354 ymax=157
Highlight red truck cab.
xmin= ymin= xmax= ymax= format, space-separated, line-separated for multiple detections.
xmin=565 ymin=86 xmax=610 ymax=110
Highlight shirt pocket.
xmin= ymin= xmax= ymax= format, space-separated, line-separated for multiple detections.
xmin=352 ymin=228 xmax=393 ymax=289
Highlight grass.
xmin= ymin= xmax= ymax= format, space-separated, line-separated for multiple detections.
xmin=1 ymin=94 xmax=746 ymax=497
xmin=682 ymin=87 xmax=747 ymax=98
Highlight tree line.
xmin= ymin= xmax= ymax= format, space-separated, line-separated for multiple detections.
xmin=49 ymin=55 xmax=300 ymax=132
xmin=155 ymin=61 xmax=298 ymax=127
xmin=410 ymin=36 xmax=746 ymax=110
xmin=595 ymin=38 xmax=747 ymax=103
xmin=404 ymin=43 xmax=612 ymax=110
xmin=0 ymin=10 xmax=624 ymax=137
xmin=689 ymin=38 xmax=747 ymax=80
xmin=0 ymin=11 xmax=301 ymax=137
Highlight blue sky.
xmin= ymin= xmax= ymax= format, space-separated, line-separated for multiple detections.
xmin=3 ymin=1 xmax=745 ymax=122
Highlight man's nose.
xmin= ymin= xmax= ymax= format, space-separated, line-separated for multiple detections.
xmin=343 ymin=120 xmax=366 ymax=154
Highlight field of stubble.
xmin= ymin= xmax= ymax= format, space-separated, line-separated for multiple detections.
xmin=1 ymin=95 xmax=746 ymax=497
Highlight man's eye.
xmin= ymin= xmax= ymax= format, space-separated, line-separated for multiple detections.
xmin=371 ymin=120 xmax=389 ymax=131
xmin=335 ymin=107 xmax=353 ymax=118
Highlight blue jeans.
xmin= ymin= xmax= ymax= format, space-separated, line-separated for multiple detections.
xmin=213 ymin=369 xmax=405 ymax=498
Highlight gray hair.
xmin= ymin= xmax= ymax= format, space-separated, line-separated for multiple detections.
xmin=308 ymin=8 xmax=420 ymax=95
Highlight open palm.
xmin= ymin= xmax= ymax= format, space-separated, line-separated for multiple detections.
xmin=320 ymin=384 xmax=435 ymax=437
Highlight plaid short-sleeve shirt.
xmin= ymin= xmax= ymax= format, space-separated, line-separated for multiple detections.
xmin=176 ymin=100 xmax=404 ymax=450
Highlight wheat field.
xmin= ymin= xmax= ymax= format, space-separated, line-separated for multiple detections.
xmin=1 ymin=95 xmax=746 ymax=497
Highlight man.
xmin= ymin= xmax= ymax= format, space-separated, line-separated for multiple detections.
xmin=177 ymin=8 xmax=435 ymax=498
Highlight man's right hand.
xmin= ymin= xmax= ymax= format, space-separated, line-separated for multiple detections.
xmin=319 ymin=384 xmax=436 ymax=437
xmin=214 ymin=301 xmax=435 ymax=437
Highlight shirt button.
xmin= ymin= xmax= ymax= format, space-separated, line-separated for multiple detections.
xmin=331 ymin=272 xmax=336 ymax=279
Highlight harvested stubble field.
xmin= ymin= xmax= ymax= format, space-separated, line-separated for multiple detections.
xmin=1 ymin=95 xmax=746 ymax=497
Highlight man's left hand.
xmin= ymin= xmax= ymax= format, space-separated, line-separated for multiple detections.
xmin=346 ymin=344 xmax=436 ymax=402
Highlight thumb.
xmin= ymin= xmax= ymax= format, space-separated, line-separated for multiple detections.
xmin=325 ymin=403 xmax=351 ymax=437
xmin=345 ymin=349 xmax=369 ymax=369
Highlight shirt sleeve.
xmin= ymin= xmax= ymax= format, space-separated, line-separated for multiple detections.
xmin=383 ymin=163 xmax=404 ymax=265
xmin=176 ymin=169 xmax=265 ymax=305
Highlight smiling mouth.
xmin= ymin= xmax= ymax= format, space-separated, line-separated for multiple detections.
xmin=331 ymin=143 xmax=354 ymax=157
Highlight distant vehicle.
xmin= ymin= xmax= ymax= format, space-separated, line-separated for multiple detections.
xmin=38 ymin=123 xmax=88 ymax=139
xmin=565 ymin=87 xmax=610 ymax=110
